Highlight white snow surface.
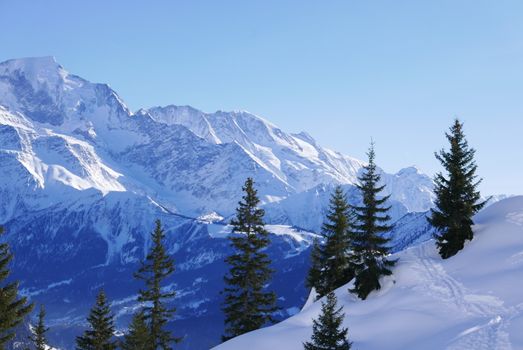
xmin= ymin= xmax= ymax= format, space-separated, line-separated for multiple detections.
xmin=207 ymin=224 xmax=319 ymax=257
xmin=214 ymin=196 xmax=523 ymax=350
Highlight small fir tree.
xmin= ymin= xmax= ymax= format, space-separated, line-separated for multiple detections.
xmin=222 ymin=178 xmax=278 ymax=341
xmin=134 ymin=220 xmax=181 ymax=349
xmin=350 ymin=143 xmax=396 ymax=300
xmin=76 ymin=290 xmax=117 ymax=350
xmin=429 ymin=119 xmax=487 ymax=259
xmin=307 ymin=186 xmax=355 ymax=298
xmin=122 ymin=311 xmax=150 ymax=350
xmin=29 ymin=305 xmax=49 ymax=350
xmin=0 ymin=226 xmax=34 ymax=349
xmin=303 ymin=292 xmax=351 ymax=350
xmin=322 ymin=186 xmax=355 ymax=296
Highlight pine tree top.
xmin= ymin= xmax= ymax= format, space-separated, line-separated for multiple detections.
xmin=432 ymin=119 xmax=487 ymax=214
xmin=147 ymin=220 xmax=173 ymax=268
xmin=349 ymin=142 xmax=396 ymax=300
xmin=322 ymin=185 xmax=352 ymax=236
xmin=29 ymin=305 xmax=49 ymax=350
xmin=353 ymin=142 xmax=391 ymax=213
xmin=429 ymin=119 xmax=488 ymax=259
xmin=222 ymin=177 xmax=278 ymax=341
xmin=352 ymin=142 xmax=393 ymax=245
xmin=122 ymin=311 xmax=150 ymax=350
xmin=303 ymin=292 xmax=351 ymax=350
xmin=230 ymin=177 xmax=268 ymax=237
xmin=311 ymin=185 xmax=356 ymax=297
xmin=135 ymin=219 xmax=176 ymax=302
xmin=133 ymin=220 xmax=181 ymax=349
xmin=76 ymin=289 xmax=117 ymax=350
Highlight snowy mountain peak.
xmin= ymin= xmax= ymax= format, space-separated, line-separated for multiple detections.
xmin=0 ymin=56 xmax=133 ymax=129
xmin=0 ymin=56 xmax=67 ymax=96
xmin=0 ymin=56 xmax=62 ymax=76
xmin=396 ymin=165 xmax=423 ymax=176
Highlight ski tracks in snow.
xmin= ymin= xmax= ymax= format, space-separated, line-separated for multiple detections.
xmin=409 ymin=244 xmax=514 ymax=350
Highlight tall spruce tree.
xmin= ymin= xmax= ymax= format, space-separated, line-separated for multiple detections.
xmin=76 ymin=290 xmax=117 ymax=350
xmin=222 ymin=178 xmax=278 ymax=341
xmin=350 ymin=143 xmax=396 ymax=300
xmin=0 ymin=226 xmax=33 ymax=350
xmin=29 ymin=305 xmax=49 ymax=350
xmin=303 ymin=292 xmax=351 ymax=350
xmin=134 ymin=220 xmax=181 ymax=349
xmin=122 ymin=311 xmax=150 ymax=350
xmin=306 ymin=186 xmax=355 ymax=298
xmin=429 ymin=119 xmax=487 ymax=259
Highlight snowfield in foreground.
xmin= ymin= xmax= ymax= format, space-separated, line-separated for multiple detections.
xmin=215 ymin=196 xmax=523 ymax=350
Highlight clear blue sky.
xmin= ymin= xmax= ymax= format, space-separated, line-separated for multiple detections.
xmin=1 ymin=0 xmax=522 ymax=195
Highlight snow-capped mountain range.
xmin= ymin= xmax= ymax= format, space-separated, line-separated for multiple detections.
xmin=0 ymin=56 xmax=435 ymax=224
xmin=0 ymin=56 xmax=438 ymax=349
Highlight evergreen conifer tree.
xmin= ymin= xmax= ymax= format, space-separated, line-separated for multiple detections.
xmin=222 ymin=177 xmax=278 ymax=341
xmin=303 ymin=292 xmax=351 ymax=350
xmin=429 ymin=119 xmax=487 ymax=259
xmin=29 ymin=305 xmax=49 ymax=350
xmin=306 ymin=186 xmax=355 ymax=298
xmin=76 ymin=290 xmax=117 ymax=350
xmin=0 ymin=226 xmax=33 ymax=349
xmin=322 ymin=186 xmax=355 ymax=295
xmin=134 ymin=220 xmax=181 ymax=349
xmin=122 ymin=311 xmax=150 ymax=350
xmin=350 ymin=143 xmax=396 ymax=300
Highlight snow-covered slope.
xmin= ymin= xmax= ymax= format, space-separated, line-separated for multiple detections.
xmin=215 ymin=196 xmax=523 ymax=350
